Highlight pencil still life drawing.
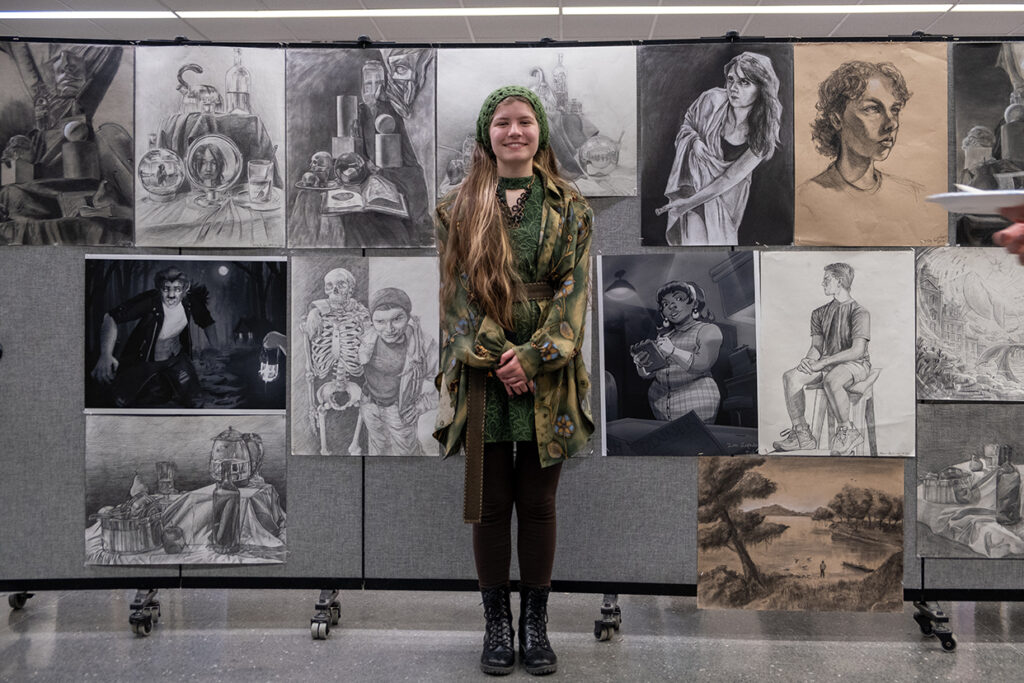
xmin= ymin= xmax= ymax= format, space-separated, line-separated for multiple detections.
xmin=436 ymin=47 xmax=636 ymax=198
xmin=638 ymin=44 xmax=794 ymax=246
xmin=286 ymin=48 xmax=435 ymax=248
xmin=917 ymin=403 xmax=1024 ymax=559
xmin=0 ymin=41 xmax=133 ymax=245
xmin=758 ymin=250 xmax=915 ymax=457
xmin=698 ymin=456 xmax=904 ymax=612
xmin=952 ymin=43 xmax=1024 ymax=245
xmin=134 ymin=45 xmax=285 ymax=247
xmin=85 ymin=414 xmax=286 ymax=565
xmin=85 ymin=256 xmax=287 ymax=412
xmin=290 ymin=255 xmax=439 ymax=456
xmin=916 ymin=247 xmax=1024 ymax=401
xmin=599 ymin=253 xmax=758 ymax=457
xmin=792 ymin=43 xmax=947 ymax=246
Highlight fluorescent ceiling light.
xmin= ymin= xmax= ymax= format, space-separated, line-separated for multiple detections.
xmin=177 ymin=8 xmax=559 ymax=19
xmin=0 ymin=11 xmax=177 ymax=20
xmin=564 ymin=4 xmax=952 ymax=14
xmin=950 ymin=3 xmax=1024 ymax=10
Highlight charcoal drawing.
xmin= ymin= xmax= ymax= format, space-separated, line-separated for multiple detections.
xmin=0 ymin=41 xmax=133 ymax=245
xmin=917 ymin=247 xmax=1024 ymax=400
xmin=917 ymin=403 xmax=1024 ymax=559
xmin=286 ymin=48 xmax=435 ymax=248
xmin=134 ymin=45 xmax=285 ymax=247
xmin=599 ymin=252 xmax=758 ymax=456
xmin=758 ymin=250 xmax=915 ymax=456
xmin=85 ymin=255 xmax=287 ymax=412
xmin=85 ymin=414 xmax=286 ymax=565
xmin=437 ymin=47 xmax=636 ymax=198
xmin=639 ymin=44 xmax=794 ymax=246
xmin=698 ymin=455 xmax=903 ymax=611
xmin=291 ymin=255 xmax=439 ymax=456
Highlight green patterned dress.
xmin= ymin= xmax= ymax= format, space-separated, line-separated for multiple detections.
xmin=485 ymin=174 xmax=544 ymax=443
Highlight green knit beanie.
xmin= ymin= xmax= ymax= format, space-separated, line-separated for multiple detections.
xmin=474 ymin=85 xmax=550 ymax=157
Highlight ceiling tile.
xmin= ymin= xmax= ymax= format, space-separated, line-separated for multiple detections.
xmin=928 ymin=13 xmax=1024 ymax=36
xmin=744 ymin=16 xmax=848 ymax=39
xmin=52 ymin=0 xmax=168 ymax=8
xmin=277 ymin=17 xmax=384 ymax=42
xmin=177 ymin=18 xmax=296 ymax=42
xmin=467 ymin=17 xmax=563 ymax=42
xmin=648 ymin=15 xmax=752 ymax=40
xmin=373 ymin=18 xmax=475 ymax=43
xmin=562 ymin=16 xmax=654 ymax=41
xmin=0 ymin=20 xmax=117 ymax=40
xmin=829 ymin=13 xmax=948 ymax=37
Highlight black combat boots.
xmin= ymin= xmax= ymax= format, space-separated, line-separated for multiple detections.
xmin=479 ymin=585 xmax=515 ymax=675
xmin=518 ymin=585 xmax=557 ymax=675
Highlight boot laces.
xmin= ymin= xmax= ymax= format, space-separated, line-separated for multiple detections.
xmin=523 ymin=596 xmax=551 ymax=648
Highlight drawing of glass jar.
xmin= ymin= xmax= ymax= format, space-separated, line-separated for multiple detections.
xmin=138 ymin=133 xmax=185 ymax=202
xmin=578 ymin=133 xmax=622 ymax=178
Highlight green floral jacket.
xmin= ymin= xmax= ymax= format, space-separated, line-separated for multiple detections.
xmin=433 ymin=174 xmax=594 ymax=467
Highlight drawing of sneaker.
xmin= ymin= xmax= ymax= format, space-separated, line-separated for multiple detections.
xmin=829 ymin=426 xmax=864 ymax=455
xmin=772 ymin=424 xmax=816 ymax=451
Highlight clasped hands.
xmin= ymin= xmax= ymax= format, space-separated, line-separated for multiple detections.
xmin=495 ymin=348 xmax=535 ymax=396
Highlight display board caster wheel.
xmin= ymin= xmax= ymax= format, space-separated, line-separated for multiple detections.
xmin=310 ymin=620 xmax=330 ymax=640
xmin=593 ymin=593 xmax=621 ymax=641
xmin=912 ymin=600 xmax=955 ymax=651
xmin=311 ymin=589 xmax=339 ymax=639
xmin=8 ymin=592 xmax=33 ymax=610
xmin=129 ymin=589 xmax=160 ymax=637
xmin=129 ymin=611 xmax=153 ymax=637
xmin=913 ymin=612 xmax=933 ymax=636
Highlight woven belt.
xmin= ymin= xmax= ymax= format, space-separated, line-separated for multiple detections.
xmin=463 ymin=281 xmax=555 ymax=524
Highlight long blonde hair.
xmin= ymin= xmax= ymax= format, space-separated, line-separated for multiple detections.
xmin=440 ymin=96 xmax=575 ymax=330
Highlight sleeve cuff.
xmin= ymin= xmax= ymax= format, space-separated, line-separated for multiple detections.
xmin=514 ymin=342 xmax=543 ymax=379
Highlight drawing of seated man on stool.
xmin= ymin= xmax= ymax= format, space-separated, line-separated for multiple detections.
xmin=773 ymin=262 xmax=871 ymax=455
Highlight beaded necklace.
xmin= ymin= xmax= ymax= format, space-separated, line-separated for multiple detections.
xmin=496 ymin=175 xmax=535 ymax=228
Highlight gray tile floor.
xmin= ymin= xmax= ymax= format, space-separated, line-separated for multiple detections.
xmin=2 ymin=588 xmax=1023 ymax=681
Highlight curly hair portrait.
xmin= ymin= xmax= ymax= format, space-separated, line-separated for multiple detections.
xmin=810 ymin=61 xmax=912 ymax=159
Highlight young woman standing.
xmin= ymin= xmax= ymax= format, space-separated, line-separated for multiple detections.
xmin=434 ymin=86 xmax=593 ymax=675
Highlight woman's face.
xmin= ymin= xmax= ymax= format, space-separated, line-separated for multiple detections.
xmin=726 ymin=65 xmax=758 ymax=109
xmin=197 ymin=148 xmax=221 ymax=185
xmin=660 ymin=290 xmax=693 ymax=325
xmin=489 ymin=98 xmax=540 ymax=174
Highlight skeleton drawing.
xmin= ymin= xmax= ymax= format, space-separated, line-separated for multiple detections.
xmin=299 ymin=268 xmax=370 ymax=455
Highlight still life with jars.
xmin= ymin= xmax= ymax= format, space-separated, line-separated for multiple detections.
xmin=917 ymin=403 xmax=1024 ymax=559
xmin=285 ymin=48 xmax=436 ymax=248
xmin=85 ymin=415 xmax=286 ymax=565
xmin=133 ymin=45 xmax=285 ymax=248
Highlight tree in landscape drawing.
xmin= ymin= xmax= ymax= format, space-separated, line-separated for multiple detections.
xmin=697 ymin=456 xmax=788 ymax=589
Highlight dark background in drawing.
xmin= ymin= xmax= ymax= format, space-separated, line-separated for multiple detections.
xmin=952 ymin=43 xmax=1016 ymax=245
xmin=0 ymin=41 xmax=133 ymax=245
xmin=85 ymin=258 xmax=287 ymax=410
xmin=638 ymin=44 xmax=794 ymax=246
xmin=290 ymin=255 xmax=369 ymax=456
xmin=600 ymin=252 xmax=757 ymax=433
xmin=285 ymin=48 xmax=435 ymax=248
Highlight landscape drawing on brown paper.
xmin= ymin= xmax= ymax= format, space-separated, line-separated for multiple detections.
xmin=698 ymin=456 xmax=904 ymax=611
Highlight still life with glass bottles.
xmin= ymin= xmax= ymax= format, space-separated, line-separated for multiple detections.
xmin=85 ymin=415 xmax=286 ymax=565
xmin=134 ymin=45 xmax=285 ymax=247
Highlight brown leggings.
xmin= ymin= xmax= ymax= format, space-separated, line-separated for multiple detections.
xmin=473 ymin=440 xmax=563 ymax=589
